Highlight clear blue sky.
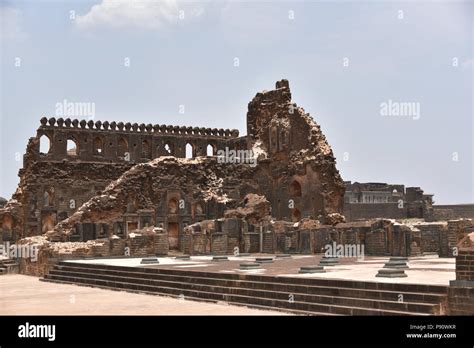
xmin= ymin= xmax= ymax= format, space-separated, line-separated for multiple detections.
xmin=1 ymin=0 xmax=472 ymax=204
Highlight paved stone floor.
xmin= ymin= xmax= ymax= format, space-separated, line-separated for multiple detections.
xmin=69 ymin=254 xmax=455 ymax=285
xmin=0 ymin=275 xmax=288 ymax=315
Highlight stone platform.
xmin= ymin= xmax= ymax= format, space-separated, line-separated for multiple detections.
xmin=66 ymin=254 xmax=454 ymax=286
xmin=43 ymin=256 xmax=451 ymax=315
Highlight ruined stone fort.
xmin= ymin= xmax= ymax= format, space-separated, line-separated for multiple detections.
xmin=1 ymin=80 xmax=473 ymax=315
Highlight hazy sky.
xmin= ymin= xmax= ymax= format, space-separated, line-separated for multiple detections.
xmin=0 ymin=0 xmax=472 ymax=204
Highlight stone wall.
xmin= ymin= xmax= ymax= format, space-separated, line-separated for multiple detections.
xmin=211 ymin=233 xmax=227 ymax=255
xmin=434 ymin=204 xmax=474 ymax=220
xmin=454 ymin=249 xmax=474 ymax=281
xmin=343 ymin=203 xmax=406 ymax=221
xmin=416 ymin=223 xmax=446 ymax=254
xmin=16 ymin=228 xmax=168 ymax=276
xmin=447 ymin=287 xmax=474 ymax=315
xmin=128 ymin=232 xmax=168 ymax=257
xmin=2 ymin=80 xmax=346 ymax=248
xmin=448 ymin=248 xmax=474 ymax=315
xmin=365 ymin=230 xmax=387 ymax=255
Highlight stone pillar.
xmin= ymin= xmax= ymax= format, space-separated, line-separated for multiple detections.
xmin=448 ymin=248 xmax=474 ymax=315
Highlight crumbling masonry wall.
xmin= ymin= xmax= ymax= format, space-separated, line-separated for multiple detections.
xmin=1 ymin=116 xmax=238 ymax=242
xmin=1 ymin=80 xmax=345 ymax=250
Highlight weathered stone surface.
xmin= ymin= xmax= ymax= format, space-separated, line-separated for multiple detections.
xmin=325 ymin=213 xmax=346 ymax=226
xmin=0 ymin=80 xmax=345 ymax=246
xmin=376 ymin=268 xmax=407 ymax=278
xmin=176 ymin=255 xmax=191 ymax=260
xmin=224 ymin=194 xmax=271 ymax=224
xmin=240 ymin=262 xmax=261 ymax=270
xmin=7 ymin=79 xmax=467 ymax=272
xmin=319 ymin=257 xmax=339 ymax=266
xmin=255 ymin=257 xmax=274 ymax=263
xmin=140 ymin=258 xmax=159 ymax=264
xmin=383 ymin=260 xmax=409 ymax=270
xmin=299 ymin=265 xmax=325 ymax=273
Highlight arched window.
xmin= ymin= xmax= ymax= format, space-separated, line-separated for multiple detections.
xmin=289 ymin=180 xmax=302 ymax=197
xmin=93 ymin=137 xmax=103 ymax=155
xmin=67 ymin=137 xmax=78 ymax=156
xmin=39 ymin=135 xmax=51 ymax=154
xmin=185 ymin=143 xmax=193 ymax=159
xmin=142 ymin=140 xmax=151 ymax=159
xmin=118 ymin=138 xmax=128 ymax=157
xmin=194 ymin=202 xmax=204 ymax=215
xmin=168 ymin=198 xmax=178 ymax=214
xmin=164 ymin=142 xmax=173 ymax=155
xmin=43 ymin=187 xmax=55 ymax=206
xmin=206 ymin=144 xmax=215 ymax=156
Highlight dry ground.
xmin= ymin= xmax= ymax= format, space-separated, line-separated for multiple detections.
xmin=0 ymin=274 xmax=288 ymax=315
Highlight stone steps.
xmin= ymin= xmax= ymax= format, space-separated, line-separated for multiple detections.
xmin=41 ymin=261 xmax=448 ymax=315
xmin=43 ymin=273 xmax=430 ymax=316
xmin=49 ymin=264 xmax=446 ymax=304
xmin=0 ymin=259 xmax=19 ymax=275
xmin=46 ymin=268 xmax=440 ymax=314
xmin=53 ymin=262 xmax=448 ymax=299
xmin=40 ymin=277 xmax=336 ymax=316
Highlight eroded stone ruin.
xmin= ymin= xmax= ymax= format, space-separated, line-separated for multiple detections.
xmin=1 ymin=80 xmax=472 ymax=277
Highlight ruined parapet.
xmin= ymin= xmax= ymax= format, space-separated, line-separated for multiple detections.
xmin=4 ymin=115 xmax=241 ymax=242
xmin=36 ymin=117 xmax=238 ymax=163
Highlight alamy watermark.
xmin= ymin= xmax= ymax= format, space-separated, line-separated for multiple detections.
xmin=217 ymin=147 xmax=257 ymax=167
xmin=380 ymin=99 xmax=420 ymax=120
xmin=324 ymin=242 xmax=364 ymax=260
xmin=55 ymin=99 xmax=96 ymax=119
xmin=0 ymin=242 xmax=39 ymax=262
xmin=18 ymin=322 xmax=55 ymax=341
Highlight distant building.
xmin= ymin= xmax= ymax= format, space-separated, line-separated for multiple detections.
xmin=343 ymin=181 xmax=434 ymax=221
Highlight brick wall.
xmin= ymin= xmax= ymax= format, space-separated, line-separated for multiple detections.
xmin=343 ymin=203 xmax=406 ymax=221
xmin=447 ymin=287 xmax=474 ymax=315
xmin=153 ymin=232 xmax=168 ymax=255
xmin=448 ymin=248 xmax=474 ymax=315
xmin=110 ymin=237 xmax=126 ymax=256
xmin=211 ymin=233 xmax=227 ymax=255
xmin=274 ymin=231 xmax=298 ymax=253
xmin=420 ymin=231 xmax=439 ymax=253
xmin=455 ymin=249 xmax=474 ymax=281
xmin=365 ymin=230 xmax=386 ymax=255
xmin=262 ymin=232 xmax=274 ymax=253
xmin=434 ymin=204 xmax=474 ymax=220
xmin=313 ymin=227 xmax=333 ymax=254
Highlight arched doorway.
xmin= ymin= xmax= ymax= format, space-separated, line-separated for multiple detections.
xmin=289 ymin=180 xmax=302 ymax=197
